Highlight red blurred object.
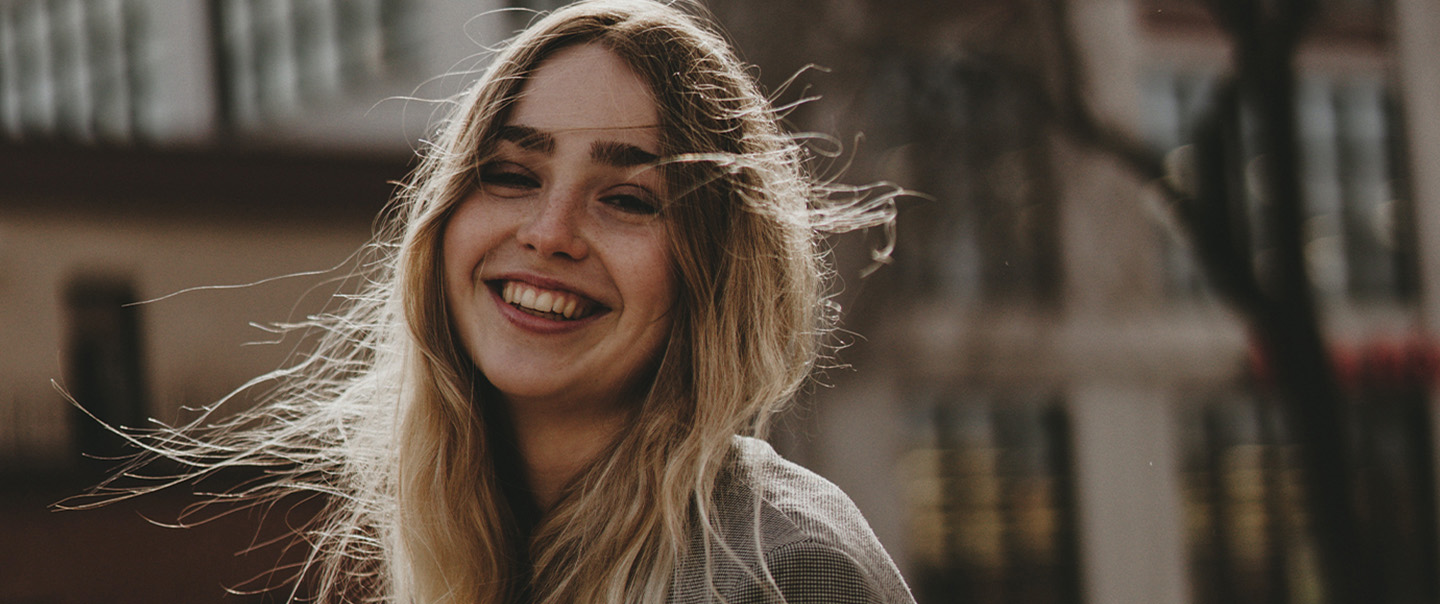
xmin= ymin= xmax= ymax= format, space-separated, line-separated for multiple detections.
xmin=1247 ymin=333 xmax=1440 ymax=392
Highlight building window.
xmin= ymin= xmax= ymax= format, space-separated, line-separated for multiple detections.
xmin=212 ymin=0 xmax=419 ymax=128
xmin=902 ymin=392 xmax=1081 ymax=604
xmin=0 ymin=0 xmax=150 ymax=143
xmin=1141 ymin=70 xmax=1416 ymax=301
xmin=65 ymin=276 xmax=149 ymax=476
xmin=1141 ymin=70 xmax=1217 ymax=298
xmin=1178 ymin=389 xmax=1316 ymax=604
xmin=1179 ymin=375 xmax=1438 ymax=604
xmin=863 ymin=52 xmax=1060 ymax=306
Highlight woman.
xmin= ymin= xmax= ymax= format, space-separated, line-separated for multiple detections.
xmin=92 ymin=1 xmax=912 ymax=602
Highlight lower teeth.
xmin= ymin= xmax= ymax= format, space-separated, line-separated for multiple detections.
xmin=514 ymin=304 xmax=568 ymax=320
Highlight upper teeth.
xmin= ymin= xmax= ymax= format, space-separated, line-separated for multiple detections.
xmin=502 ymin=281 xmax=590 ymax=319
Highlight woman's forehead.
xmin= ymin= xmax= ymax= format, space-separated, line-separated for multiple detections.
xmin=510 ymin=44 xmax=660 ymax=136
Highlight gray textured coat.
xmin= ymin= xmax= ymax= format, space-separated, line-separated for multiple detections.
xmin=668 ymin=437 xmax=916 ymax=604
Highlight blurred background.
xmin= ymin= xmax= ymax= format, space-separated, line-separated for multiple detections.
xmin=1 ymin=0 xmax=1438 ymax=602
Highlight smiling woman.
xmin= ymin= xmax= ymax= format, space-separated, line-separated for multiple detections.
xmin=77 ymin=1 xmax=912 ymax=603
xmin=443 ymin=44 xmax=679 ymax=509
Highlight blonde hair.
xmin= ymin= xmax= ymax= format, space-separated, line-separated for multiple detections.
xmin=77 ymin=1 xmax=900 ymax=602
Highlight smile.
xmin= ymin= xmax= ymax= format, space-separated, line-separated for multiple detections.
xmin=500 ymin=280 xmax=601 ymax=321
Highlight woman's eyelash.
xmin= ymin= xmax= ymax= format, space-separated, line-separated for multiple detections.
xmin=478 ymin=163 xmax=660 ymax=214
xmin=604 ymin=193 xmax=660 ymax=215
xmin=479 ymin=165 xmax=538 ymax=188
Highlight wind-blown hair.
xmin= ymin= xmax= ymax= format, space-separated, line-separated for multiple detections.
xmin=74 ymin=1 xmax=899 ymax=602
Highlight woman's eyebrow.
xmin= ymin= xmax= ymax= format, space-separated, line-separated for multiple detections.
xmin=591 ymin=140 xmax=659 ymax=167
xmin=497 ymin=125 xmax=555 ymax=154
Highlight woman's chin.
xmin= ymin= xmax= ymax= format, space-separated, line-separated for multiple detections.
xmin=485 ymin=374 xmax=595 ymax=410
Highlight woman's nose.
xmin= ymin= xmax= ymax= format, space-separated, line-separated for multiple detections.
xmin=515 ymin=188 xmax=590 ymax=260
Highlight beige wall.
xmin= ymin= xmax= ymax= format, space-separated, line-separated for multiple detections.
xmin=0 ymin=209 xmax=370 ymax=468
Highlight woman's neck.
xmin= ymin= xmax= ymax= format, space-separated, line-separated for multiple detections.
xmin=504 ymin=397 xmax=628 ymax=511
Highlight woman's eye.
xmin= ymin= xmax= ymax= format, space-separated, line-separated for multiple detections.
xmin=603 ymin=193 xmax=660 ymax=216
xmin=479 ymin=163 xmax=539 ymax=196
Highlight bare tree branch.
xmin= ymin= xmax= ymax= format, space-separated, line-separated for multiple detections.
xmin=1012 ymin=1 xmax=1369 ymax=602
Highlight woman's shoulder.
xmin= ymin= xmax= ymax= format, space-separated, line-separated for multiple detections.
xmin=671 ymin=436 xmax=915 ymax=604
xmin=723 ymin=436 xmax=875 ymax=549
xmin=719 ymin=538 xmax=893 ymax=604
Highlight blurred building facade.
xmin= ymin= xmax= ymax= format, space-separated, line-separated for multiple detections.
xmin=708 ymin=0 xmax=1440 ymax=603
xmin=1 ymin=0 xmax=1438 ymax=603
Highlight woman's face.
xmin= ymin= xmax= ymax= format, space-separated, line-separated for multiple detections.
xmin=443 ymin=43 xmax=678 ymax=414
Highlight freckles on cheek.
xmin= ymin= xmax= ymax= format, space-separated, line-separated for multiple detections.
xmin=441 ymin=208 xmax=479 ymax=287
xmin=439 ymin=232 xmax=461 ymax=301
xmin=438 ymin=233 xmax=484 ymax=367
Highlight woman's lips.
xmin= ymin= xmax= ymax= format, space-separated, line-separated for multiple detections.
xmin=495 ymin=279 xmax=603 ymax=321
